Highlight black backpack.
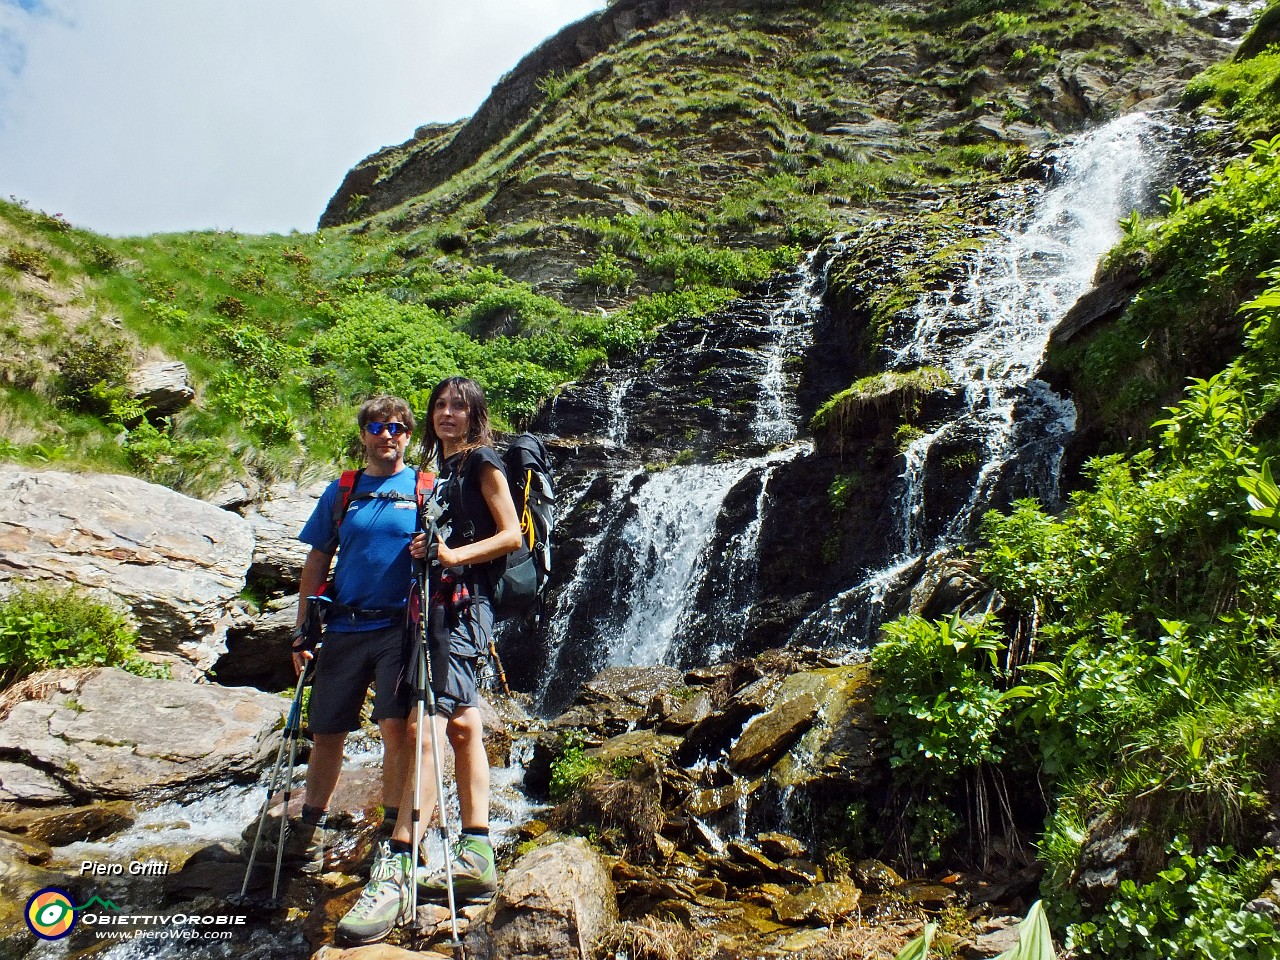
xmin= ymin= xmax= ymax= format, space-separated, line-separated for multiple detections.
xmin=491 ymin=434 xmax=555 ymax=621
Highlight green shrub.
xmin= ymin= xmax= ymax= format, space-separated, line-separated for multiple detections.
xmin=55 ymin=334 xmax=133 ymax=414
xmin=549 ymin=730 xmax=601 ymax=802
xmin=576 ymin=249 xmax=636 ymax=293
xmin=4 ymin=245 xmax=51 ymax=278
xmin=0 ymin=585 xmax=161 ymax=688
xmin=871 ymin=614 xmax=1012 ymax=780
xmin=1066 ymin=839 xmax=1280 ymax=960
xmin=121 ymin=419 xmax=224 ymax=490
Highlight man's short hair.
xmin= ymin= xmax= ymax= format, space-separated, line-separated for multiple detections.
xmin=357 ymin=395 xmax=415 ymax=433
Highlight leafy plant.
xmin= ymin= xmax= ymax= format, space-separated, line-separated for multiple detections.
xmin=54 ymin=334 xmax=133 ymax=415
xmin=0 ymin=585 xmax=161 ymax=688
xmin=871 ymin=614 xmax=1011 ymax=779
xmin=576 ymin=249 xmax=636 ymax=294
xmin=549 ymin=729 xmax=601 ymax=801
xmin=1238 ymin=458 xmax=1280 ymax=530
xmin=894 ymin=900 xmax=1057 ymax=960
xmin=1066 ymin=839 xmax=1280 ymax=960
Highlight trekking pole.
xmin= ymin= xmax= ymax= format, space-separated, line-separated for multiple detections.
xmin=408 ymin=524 xmax=463 ymax=954
xmin=232 ymin=595 xmax=327 ymax=911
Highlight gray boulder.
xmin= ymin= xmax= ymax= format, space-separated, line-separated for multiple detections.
xmin=127 ymin=360 xmax=195 ymax=417
xmin=0 ymin=467 xmax=254 ymax=675
xmin=244 ymin=478 xmax=327 ymax=583
xmin=0 ymin=668 xmax=284 ymax=802
xmin=465 ymin=838 xmax=617 ymax=960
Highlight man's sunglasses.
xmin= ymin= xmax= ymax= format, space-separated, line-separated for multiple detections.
xmin=364 ymin=421 xmax=409 ymax=437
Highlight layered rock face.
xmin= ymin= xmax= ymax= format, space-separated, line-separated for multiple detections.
xmin=0 ymin=467 xmax=254 ymax=675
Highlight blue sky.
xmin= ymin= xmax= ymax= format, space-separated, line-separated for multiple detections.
xmin=0 ymin=0 xmax=603 ymax=235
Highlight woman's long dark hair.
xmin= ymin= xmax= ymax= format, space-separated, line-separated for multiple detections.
xmin=420 ymin=376 xmax=494 ymax=468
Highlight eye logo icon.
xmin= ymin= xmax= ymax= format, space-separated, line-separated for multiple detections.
xmin=25 ymin=888 xmax=77 ymax=940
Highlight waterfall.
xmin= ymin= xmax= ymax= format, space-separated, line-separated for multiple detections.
xmin=605 ymin=377 xmax=633 ymax=447
xmin=533 ymin=114 xmax=1174 ymax=705
xmin=752 ymin=251 xmax=824 ymax=445
xmin=796 ymin=112 xmax=1173 ymax=647
xmin=532 ymin=259 xmax=828 ymax=712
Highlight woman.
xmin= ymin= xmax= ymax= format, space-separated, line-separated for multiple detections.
xmin=338 ymin=376 xmax=521 ymax=947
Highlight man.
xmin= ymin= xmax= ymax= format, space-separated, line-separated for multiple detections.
xmin=251 ymin=395 xmax=424 ymax=870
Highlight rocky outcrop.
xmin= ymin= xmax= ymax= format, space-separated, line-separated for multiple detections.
xmin=465 ymin=838 xmax=617 ymax=960
xmin=320 ymin=0 xmax=702 ymax=228
xmin=0 ymin=668 xmax=284 ymax=802
xmin=127 ymin=359 xmax=195 ymax=417
xmin=244 ymin=478 xmax=326 ymax=584
xmin=0 ymin=467 xmax=254 ymax=675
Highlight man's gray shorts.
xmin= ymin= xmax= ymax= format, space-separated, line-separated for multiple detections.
xmin=307 ymin=624 xmax=411 ymax=735
xmin=428 ymin=597 xmax=492 ymax=717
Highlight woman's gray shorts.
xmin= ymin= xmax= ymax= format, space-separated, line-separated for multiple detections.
xmin=307 ymin=624 xmax=411 ymax=734
xmin=428 ymin=597 xmax=492 ymax=717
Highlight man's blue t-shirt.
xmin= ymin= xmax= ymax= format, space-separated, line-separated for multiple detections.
xmin=299 ymin=467 xmax=421 ymax=633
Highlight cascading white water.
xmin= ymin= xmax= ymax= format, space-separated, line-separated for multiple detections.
xmin=534 ymin=261 xmax=828 ymax=710
xmin=606 ymin=454 xmax=785 ymax=668
xmin=797 ymin=112 xmax=1171 ymax=645
xmin=752 ymin=252 xmax=825 ymax=445
xmin=605 ymin=377 xmax=633 ymax=447
xmin=891 ymin=111 xmax=1166 ymax=549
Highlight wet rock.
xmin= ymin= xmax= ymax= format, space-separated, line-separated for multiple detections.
xmin=758 ymin=832 xmax=807 ymax=861
xmin=552 ymin=665 xmax=684 ymax=737
xmin=588 ymin=730 xmax=683 ymax=769
xmin=728 ymin=691 xmax=819 ymax=776
xmin=0 ymin=828 xmax=52 ymax=865
xmin=0 ymin=800 xmax=134 ymax=846
xmin=675 ymin=673 xmax=784 ymax=766
xmin=643 ymin=678 xmax=706 ymax=724
xmin=165 ymin=854 xmax=255 ymax=902
xmin=684 ymin=772 xmax=761 ymax=819
xmin=0 ymin=857 xmax=76 ymax=945
xmin=0 ymin=467 xmax=255 ymax=675
xmin=0 ymin=668 xmax=285 ymax=802
xmin=908 ymin=553 xmax=1002 ymax=624
xmin=777 ymin=858 xmax=823 ymax=886
xmin=899 ymin=881 xmax=959 ymax=909
xmin=769 ymin=664 xmax=886 ymax=793
xmin=854 ymin=859 xmax=904 ymax=893
xmin=1049 ymin=249 xmax=1150 ymax=347
xmin=773 ymin=881 xmax=862 ymax=924
xmin=465 ymin=837 xmax=617 ymax=960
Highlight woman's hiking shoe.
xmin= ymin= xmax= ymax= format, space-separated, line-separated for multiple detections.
xmin=417 ymin=835 xmax=497 ymax=900
xmin=241 ymin=815 xmax=327 ymax=874
xmin=336 ymin=842 xmax=413 ymax=946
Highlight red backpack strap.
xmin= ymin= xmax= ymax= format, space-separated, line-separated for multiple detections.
xmin=415 ymin=468 xmax=436 ymax=510
xmin=333 ymin=468 xmax=364 ymax=532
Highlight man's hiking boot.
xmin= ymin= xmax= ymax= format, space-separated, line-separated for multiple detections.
xmin=417 ymin=834 xmax=497 ymax=900
xmin=337 ymin=842 xmax=413 ymax=946
xmin=242 ymin=814 xmax=327 ymax=874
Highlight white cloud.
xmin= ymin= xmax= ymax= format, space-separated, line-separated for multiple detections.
xmin=0 ymin=0 xmax=603 ymax=235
